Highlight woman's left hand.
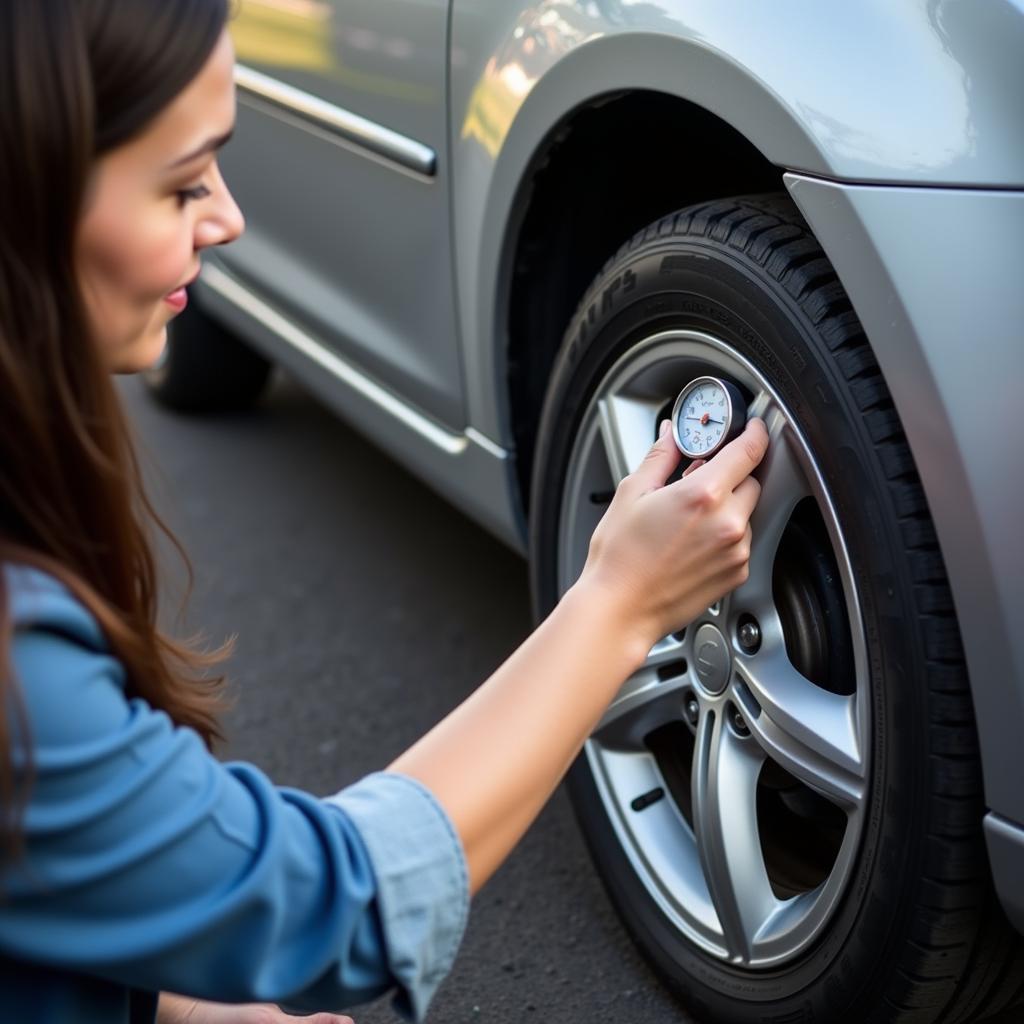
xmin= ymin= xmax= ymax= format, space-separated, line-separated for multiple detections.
xmin=158 ymin=991 xmax=355 ymax=1024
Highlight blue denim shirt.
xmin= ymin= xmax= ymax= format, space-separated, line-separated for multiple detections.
xmin=0 ymin=564 xmax=469 ymax=1023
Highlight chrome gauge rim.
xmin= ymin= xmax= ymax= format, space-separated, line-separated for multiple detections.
xmin=558 ymin=329 xmax=871 ymax=968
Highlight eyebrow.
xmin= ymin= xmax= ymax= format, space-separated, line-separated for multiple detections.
xmin=165 ymin=128 xmax=235 ymax=170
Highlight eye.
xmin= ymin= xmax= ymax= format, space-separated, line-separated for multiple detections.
xmin=177 ymin=183 xmax=211 ymax=206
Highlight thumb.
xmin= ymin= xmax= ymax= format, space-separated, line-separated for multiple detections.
xmin=628 ymin=419 xmax=681 ymax=494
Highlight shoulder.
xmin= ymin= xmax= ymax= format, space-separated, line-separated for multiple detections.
xmin=3 ymin=562 xmax=108 ymax=652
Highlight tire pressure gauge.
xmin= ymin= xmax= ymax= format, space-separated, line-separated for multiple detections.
xmin=670 ymin=376 xmax=747 ymax=459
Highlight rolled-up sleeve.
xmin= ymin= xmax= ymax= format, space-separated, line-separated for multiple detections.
xmin=327 ymin=773 xmax=469 ymax=1021
xmin=0 ymin=566 xmax=469 ymax=1021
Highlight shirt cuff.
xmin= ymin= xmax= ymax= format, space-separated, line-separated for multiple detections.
xmin=325 ymin=771 xmax=469 ymax=1021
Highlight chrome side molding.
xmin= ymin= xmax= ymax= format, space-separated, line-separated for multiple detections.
xmin=199 ymin=262 xmax=471 ymax=455
xmin=234 ymin=64 xmax=436 ymax=177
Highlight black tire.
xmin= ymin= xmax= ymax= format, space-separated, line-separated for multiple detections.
xmin=143 ymin=293 xmax=273 ymax=412
xmin=528 ymin=194 xmax=1024 ymax=1023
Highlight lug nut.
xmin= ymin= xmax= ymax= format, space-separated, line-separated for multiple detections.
xmin=737 ymin=618 xmax=761 ymax=653
xmin=732 ymin=709 xmax=749 ymax=736
xmin=685 ymin=699 xmax=700 ymax=726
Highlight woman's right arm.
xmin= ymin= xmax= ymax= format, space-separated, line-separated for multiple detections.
xmin=390 ymin=417 xmax=768 ymax=892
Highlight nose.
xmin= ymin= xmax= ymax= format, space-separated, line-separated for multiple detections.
xmin=195 ymin=165 xmax=245 ymax=249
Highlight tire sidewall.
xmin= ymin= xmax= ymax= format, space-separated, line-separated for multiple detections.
xmin=142 ymin=299 xmax=272 ymax=412
xmin=529 ymin=237 xmax=927 ymax=1020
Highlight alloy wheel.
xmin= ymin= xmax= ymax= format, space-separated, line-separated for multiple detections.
xmin=557 ymin=328 xmax=870 ymax=968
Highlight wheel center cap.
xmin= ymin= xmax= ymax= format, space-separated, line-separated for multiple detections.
xmin=693 ymin=623 xmax=730 ymax=695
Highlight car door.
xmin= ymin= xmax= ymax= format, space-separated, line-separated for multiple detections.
xmin=219 ymin=0 xmax=464 ymax=427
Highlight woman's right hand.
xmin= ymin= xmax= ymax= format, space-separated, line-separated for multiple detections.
xmin=578 ymin=416 xmax=769 ymax=658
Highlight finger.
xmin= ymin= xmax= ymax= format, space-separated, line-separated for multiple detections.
xmin=682 ymin=458 xmax=706 ymax=478
xmin=730 ymin=475 xmax=762 ymax=521
xmin=739 ymin=521 xmax=753 ymax=558
xmin=720 ymin=523 xmax=753 ymax=578
xmin=700 ymin=418 xmax=769 ymax=492
xmin=627 ymin=418 xmax=682 ymax=495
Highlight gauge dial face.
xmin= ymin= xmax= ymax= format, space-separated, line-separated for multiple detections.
xmin=674 ymin=378 xmax=732 ymax=457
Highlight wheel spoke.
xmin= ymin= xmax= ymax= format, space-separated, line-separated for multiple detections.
xmin=597 ymin=394 xmax=657 ymax=484
xmin=643 ymin=632 xmax=688 ymax=670
xmin=691 ymin=711 xmax=779 ymax=963
xmin=593 ymin=655 xmax=689 ymax=752
xmin=733 ymin=631 xmax=866 ymax=808
xmin=732 ymin=396 xmax=811 ymax=612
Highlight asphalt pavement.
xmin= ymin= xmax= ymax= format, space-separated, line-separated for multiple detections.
xmin=119 ymin=368 xmax=687 ymax=1024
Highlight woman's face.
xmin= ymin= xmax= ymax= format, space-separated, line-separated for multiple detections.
xmin=76 ymin=28 xmax=244 ymax=374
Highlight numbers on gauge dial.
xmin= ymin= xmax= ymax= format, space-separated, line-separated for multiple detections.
xmin=679 ymin=381 xmax=729 ymax=454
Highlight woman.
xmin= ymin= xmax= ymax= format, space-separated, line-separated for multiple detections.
xmin=0 ymin=2 xmax=767 ymax=1023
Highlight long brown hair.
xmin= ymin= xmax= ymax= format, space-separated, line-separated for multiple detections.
xmin=0 ymin=0 xmax=236 ymax=849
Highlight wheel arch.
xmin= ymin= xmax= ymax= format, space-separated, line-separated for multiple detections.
xmin=451 ymin=28 xmax=837 ymax=497
xmin=500 ymin=90 xmax=781 ymax=520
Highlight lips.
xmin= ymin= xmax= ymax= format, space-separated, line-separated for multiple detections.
xmin=164 ymin=288 xmax=188 ymax=312
xmin=163 ymin=265 xmax=201 ymax=312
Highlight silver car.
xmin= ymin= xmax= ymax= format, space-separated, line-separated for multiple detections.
xmin=144 ymin=2 xmax=1024 ymax=1021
